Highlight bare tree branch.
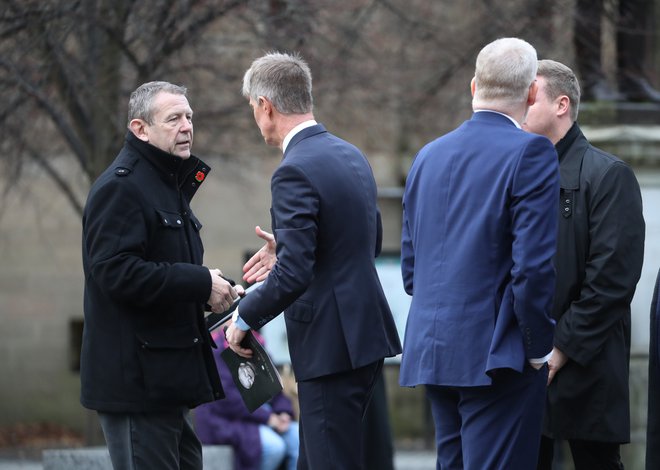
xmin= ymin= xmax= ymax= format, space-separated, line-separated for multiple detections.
xmin=0 ymin=58 xmax=91 ymax=177
xmin=0 ymin=0 xmax=577 ymax=218
xmin=28 ymin=149 xmax=85 ymax=216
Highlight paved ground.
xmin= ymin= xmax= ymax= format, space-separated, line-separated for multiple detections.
xmin=0 ymin=449 xmax=437 ymax=470
xmin=394 ymin=449 xmax=436 ymax=469
xmin=0 ymin=451 xmax=435 ymax=470
xmin=0 ymin=461 xmax=41 ymax=470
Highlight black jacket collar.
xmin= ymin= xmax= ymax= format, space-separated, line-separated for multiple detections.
xmin=555 ymin=122 xmax=588 ymax=190
xmin=124 ymin=131 xmax=211 ymax=201
xmin=125 ymin=131 xmax=195 ymax=176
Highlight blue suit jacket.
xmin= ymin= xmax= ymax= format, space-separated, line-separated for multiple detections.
xmin=239 ymin=124 xmax=402 ymax=381
xmin=399 ymin=112 xmax=559 ymax=387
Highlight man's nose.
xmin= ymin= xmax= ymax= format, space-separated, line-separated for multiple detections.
xmin=180 ymin=117 xmax=193 ymax=132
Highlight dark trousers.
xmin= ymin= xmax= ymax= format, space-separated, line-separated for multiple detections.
xmin=538 ymin=436 xmax=624 ymax=470
xmin=98 ymin=408 xmax=202 ymax=470
xmin=426 ymin=364 xmax=548 ymax=470
xmin=296 ymin=359 xmax=383 ymax=470
xmin=361 ymin=370 xmax=394 ymax=470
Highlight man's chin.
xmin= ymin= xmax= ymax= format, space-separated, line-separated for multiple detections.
xmin=173 ymin=147 xmax=192 ymax=159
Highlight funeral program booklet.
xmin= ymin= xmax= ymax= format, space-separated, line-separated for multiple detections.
xmin=220 ymin=330 xmax=283 ymax=412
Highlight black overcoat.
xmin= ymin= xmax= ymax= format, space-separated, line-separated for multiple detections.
xmin=80 ymin=132 xmax=223 ymax=413
xmin=543 ymin=123 xmax=645 ymax=442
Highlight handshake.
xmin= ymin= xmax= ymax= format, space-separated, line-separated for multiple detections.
xmin=206 ymin=225 xmax=277 ymax=314
xmin=207 ymin=269 xmax=244 ymax=314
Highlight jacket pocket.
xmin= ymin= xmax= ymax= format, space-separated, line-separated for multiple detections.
xmin=155 ymin=208 xmax=184 ymax=228
xmin=136 ymin=323 xmax=204 ymax=404
xmin=285 ymin=299 xmax=313 ymax=323
xmin=151 ymin=208 xmax=186 ymax=261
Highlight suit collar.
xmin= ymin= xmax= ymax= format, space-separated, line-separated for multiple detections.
xmin=282 ymin=119 xmax=317 ymax=153
xmin=471 ymin=110 xmax=520 ymax=127
xmin=283 ymin=124 xmax=327 ymax=159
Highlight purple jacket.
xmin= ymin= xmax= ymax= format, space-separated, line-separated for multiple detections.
xmin=194 ymin=332 xmax=294 ymax=470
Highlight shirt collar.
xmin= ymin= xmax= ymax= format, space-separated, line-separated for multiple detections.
xmin=474 ymin=109 xmax=521 ymax=128
xmin=282 ymin=119 xmax=318 ymax=153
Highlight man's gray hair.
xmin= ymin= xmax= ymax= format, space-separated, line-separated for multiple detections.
xmin=472 ymin=38 xmax=538 ymax=109
xmin=537 ymin=59 xmax=581 ymax=122
xmin=128 ymin=81 xmax=187 ymax=126
xmin=242 ymin=52 xmax=313 ymax=114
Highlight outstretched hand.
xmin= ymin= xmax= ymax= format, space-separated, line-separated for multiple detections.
xmin=242 ymin=226 xmax=277 ymax=283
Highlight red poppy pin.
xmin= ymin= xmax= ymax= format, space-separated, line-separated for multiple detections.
xmin=195 ymin=171 xmax=205 ymax=182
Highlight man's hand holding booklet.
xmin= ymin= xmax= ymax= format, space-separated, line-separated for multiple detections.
xmin=220 ymin=329 xmax=283 ymax=412
xmin=205 ymin=281 xmax=283 ymax=413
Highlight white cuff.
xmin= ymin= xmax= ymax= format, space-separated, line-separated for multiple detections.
xmin=232 ymin=308 xmax=250 ymax=331
xmin=529 ymin=350 xmax=553 ymax=365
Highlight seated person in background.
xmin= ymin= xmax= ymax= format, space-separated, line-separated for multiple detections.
xmin=195 ymin=330 xmax=299 ymax=470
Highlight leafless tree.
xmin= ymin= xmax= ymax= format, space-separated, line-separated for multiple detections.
xmin=0 ymin=0 xmax=570 ymax=216
xmin=0 ymin=0 xmax=250 ymax=215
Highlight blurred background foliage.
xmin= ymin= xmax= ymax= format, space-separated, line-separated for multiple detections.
xmin=0 ymin=0 xmax=569 ymax=217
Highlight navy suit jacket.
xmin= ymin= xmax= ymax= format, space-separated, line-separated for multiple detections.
xmin=399 ymin=111 xmax=559 ymax=387
xmin=239 ymin=124 xmax=402 ymax=381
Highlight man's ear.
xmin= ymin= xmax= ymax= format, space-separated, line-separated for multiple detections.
xmin=527 ymin=81 xmax=538 ymax=106
xmin=258 ymin=96 xmax=273 ymax=116
xmin=470 ymin=77 xmax=476 ymax=97
xmin=129 ymin=119 xmax=149 ymax=142
xmin=556 ymin=95 xmax=571 ymax=118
